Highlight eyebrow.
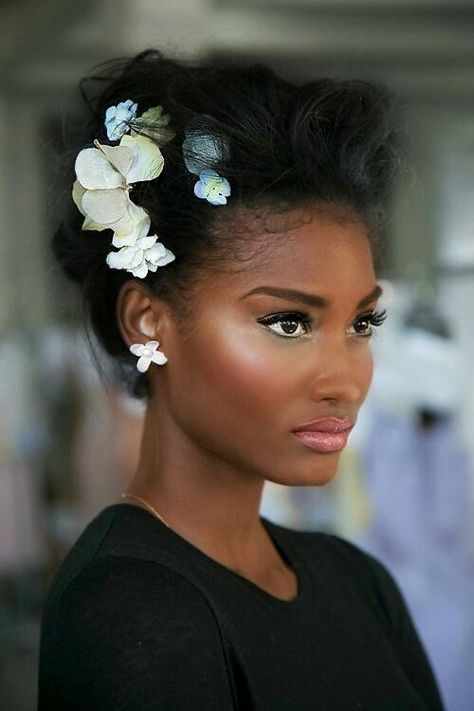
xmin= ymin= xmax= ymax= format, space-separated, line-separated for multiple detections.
xmin=241 ymin=284 xmax=384 ymax=310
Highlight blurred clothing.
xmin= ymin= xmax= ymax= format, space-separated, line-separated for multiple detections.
xmin=0 ymin=336 xmax=47 ymax=570
xmin=355 ymin=405 xmax=474 ymax=711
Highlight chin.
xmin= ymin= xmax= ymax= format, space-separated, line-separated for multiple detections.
xmin=267 ymin=453 xmax=342 ymax=487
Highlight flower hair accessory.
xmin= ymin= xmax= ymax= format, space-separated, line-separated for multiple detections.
xmin=72 ymin=101 xmax=176 ymax=278
xmin=105 ymin=101 xmax=176 ymax=144
xmin=72 ymin=101 xmax=232 ymax=278
xmin=182 ymin=131 xmax=231 ymax=205
xmin=105 ymin=99 xmax=138 ymax=141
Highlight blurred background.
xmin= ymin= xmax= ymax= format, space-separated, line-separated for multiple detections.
xmin=1 ymin=0 xmax=473 ymax=708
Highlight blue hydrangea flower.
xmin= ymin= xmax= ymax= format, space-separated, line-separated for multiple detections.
xmin=194 ymin=169 xmax=231 ymax=206
xmin=105 ymin=100 xmax=138 ymax=141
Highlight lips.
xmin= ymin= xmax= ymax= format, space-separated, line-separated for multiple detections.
xmin=292 ymin=417 xmax=354 ymax=453
xmin=293 ymin=417 xmax=354 ymax=434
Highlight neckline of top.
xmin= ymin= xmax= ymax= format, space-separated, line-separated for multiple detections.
xmin=107 ymin=502 xmax=314 ymax=611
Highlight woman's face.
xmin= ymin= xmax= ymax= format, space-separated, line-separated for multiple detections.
xmin=161 ymin=210 xmax=382 ymax=486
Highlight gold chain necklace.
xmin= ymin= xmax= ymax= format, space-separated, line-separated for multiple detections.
xmin=120 ymin=492 xmax=171 ymax=528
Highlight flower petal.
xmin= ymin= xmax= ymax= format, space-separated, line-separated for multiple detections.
xmin=160 ymin=248 xmax=176 ymax=266
xmin=151 ymin=351 xmax=168 ymax=365
xmin=105 ymin=100 xmax=138 ymax=141
xmin=81 ymin=188 xmax=128 ymax=225
xmin=146 ymin=243 xmax=176 ymax=267
xmin=75 ymin=148 xmax=124 ymax=190
xmin=120 ymin=135 xmax=164 ymax=183
xmin=137 ymin=235 xmax=158 ymax=250
xmin=82 ymin=216 xmax=109 ymax=232
xmin=111 ymin=201 xmax=151 ymax=247
xmin=136 ymin=355 xmax=151 ymax=372
xmin=106 ymin=245 xmax=142 ymax=271
xmin=130 ymin=343 xmax=145 ymax=356
xmin=72 ymin=180 xmax=86 ymax=215
xmin=106 ymin=249 xmax=131 ymax=271
xmin=130 ymin=260 xmax=149 ymax=279
xmin=94 ymin=141 xmax=134 ymax=178
xmin=193 ymin=180 xmax=208 ymax=199
xmin=123 ymin=247 xmax=146 ymax=270
xmin=220 ymin=179 xmax=231 ymax=197
xmin=208 ymin=193 xmax=228 ymax=206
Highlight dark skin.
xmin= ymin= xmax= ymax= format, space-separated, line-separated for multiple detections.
xmin=116 ymin=209 xmax=382 ymax=600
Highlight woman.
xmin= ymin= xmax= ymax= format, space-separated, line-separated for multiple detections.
xmin=38 ymin=50 xmax=444 ymax=709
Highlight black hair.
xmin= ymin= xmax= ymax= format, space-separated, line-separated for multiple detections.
xmin=52 ymin=49 xmax=401 ymax=398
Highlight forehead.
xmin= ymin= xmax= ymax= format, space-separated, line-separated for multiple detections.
xmin=207 ymin=209 xmax=376 ymax=300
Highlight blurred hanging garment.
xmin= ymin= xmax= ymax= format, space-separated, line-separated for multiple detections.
xmin=352 ymin=312 xmax=474 ymax=711
xmin=0 ymin=335 xmax=47 ymax=571
xmin=355 ymin=406 xmax=474 ymax=711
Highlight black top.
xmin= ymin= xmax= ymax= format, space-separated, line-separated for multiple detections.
xmin=38 ymin=503 xmax=444 ymax=710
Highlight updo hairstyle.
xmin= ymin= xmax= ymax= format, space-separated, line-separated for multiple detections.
xmin=52 ymin=49 xmax=400 ymax=397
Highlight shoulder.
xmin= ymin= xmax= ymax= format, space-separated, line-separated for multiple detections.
xmin=55 ymin=553 xmax=221 ymax=635
xmin=317 ymin=532 xmax=407 ymax=619
xmin=311 ymin=533 xmax=445 ymax=709
xmin=312 ymin=529 xmax=398 ymax=586
xmin=268 ymin=518 xmax=393 ymax=584
xmin=39 ymin=555 xmax=232 ymax=709
xmin=273 ymin=522 xmax=407 ymax=635
xmin=43 ymin=503 xmax=208 ymax=609
xmin=286 ymin=523 xmax=400 ymax=592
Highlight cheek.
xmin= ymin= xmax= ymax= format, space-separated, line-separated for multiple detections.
xmin=174 ymin=321 xmax=296 ymax=422
xmin=357 ymin=346 xmax=374 ymax=396
xmin=168 ymin=319 xmax=375 ymax=439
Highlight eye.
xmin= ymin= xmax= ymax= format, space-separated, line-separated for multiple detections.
xmin=348 ymin=309 xmax=388 ymax=338
xmin=257 ymin=311 xmax=312 ymax=339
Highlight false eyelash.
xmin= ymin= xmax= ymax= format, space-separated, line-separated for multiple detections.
xmin=259 ymin=310 xmax=387 ymax=326
xmin=258 ymin=311 xmax=312 ymax=327
xmin=366 ymin=308 xmax=388 ymax=327
xmin=257 ymin=309 xmax=388 ymax=340
xmin=353 ymin=308 xmax=388 ymax=338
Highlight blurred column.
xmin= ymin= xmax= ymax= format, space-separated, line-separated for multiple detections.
xmin=6 ymin=102 xmax=49 ymax=330
xmin=389 ymin=108 xmax=443 ymax=289
xmin=0 ymin=99 xmax=14 ymax=331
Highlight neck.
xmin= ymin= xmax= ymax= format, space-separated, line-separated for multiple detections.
xmin=123 ymin=396 xmax=271 ymax=573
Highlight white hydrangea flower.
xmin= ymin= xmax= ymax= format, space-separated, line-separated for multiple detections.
xmin=106 ymin=236 xmax=175 ymax=279
xmin=73 ymin=135 xmax=164 ymax=247
xmin=105 ymin=100 xmax=138 ymax=141
xmin=129 ymin=340 xmax=168 ymax=372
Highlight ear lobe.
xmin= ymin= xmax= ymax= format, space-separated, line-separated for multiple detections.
xmin=116 ymin=280 xmax=164 ymax=348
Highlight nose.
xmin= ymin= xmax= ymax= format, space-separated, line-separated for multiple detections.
xmin=307 ymin=337 xmax=371 ymax=408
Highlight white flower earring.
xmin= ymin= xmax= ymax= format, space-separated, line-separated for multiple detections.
xmin=129 ymin=340 xmax=168 ymax=372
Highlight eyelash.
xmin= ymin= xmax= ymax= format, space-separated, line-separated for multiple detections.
xmin=257 ymin=309 xmax=388 ymax=339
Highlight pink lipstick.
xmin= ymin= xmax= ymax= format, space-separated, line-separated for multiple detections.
xmin=292 ymin=417 xmax=354 ymax=453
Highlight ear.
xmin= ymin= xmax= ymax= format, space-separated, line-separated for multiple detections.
xmin=116 ymin=280 xmax=170 ymax=349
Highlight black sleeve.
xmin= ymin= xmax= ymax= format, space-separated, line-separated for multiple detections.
xmin=38 ymin=555 xmax=234 ymax=710
xmin=328 ymin=535 xmax=446 ymax=711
